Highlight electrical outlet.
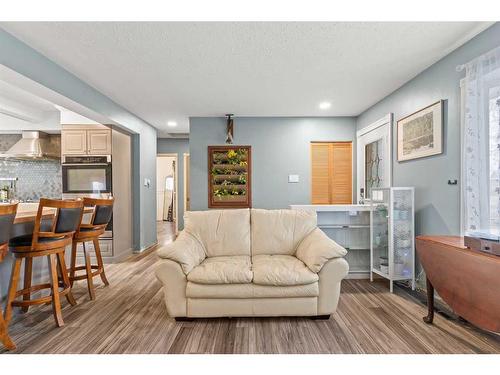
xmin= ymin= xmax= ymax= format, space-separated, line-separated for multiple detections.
xmin=288 ymin=174 xmax=299 ymax=183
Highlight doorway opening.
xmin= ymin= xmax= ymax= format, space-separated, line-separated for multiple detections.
xmin=157 ymin=154 xmax=178 ymax=234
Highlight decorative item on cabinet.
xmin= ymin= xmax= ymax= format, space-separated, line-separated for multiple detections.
xmin=208 ymin=145 xmax=251 ymax=208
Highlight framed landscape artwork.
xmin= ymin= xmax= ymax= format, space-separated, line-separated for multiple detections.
xmin=208 ymin=145 xmax=251 ymax=208
xmin=397 ymin=100 xmax=443 ymax=162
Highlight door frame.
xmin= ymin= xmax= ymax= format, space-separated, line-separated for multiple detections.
xmin=157 ymin=153 xmax=178 ymax=234
xmin=183 ymin=153 xmax=190 ymax=213
xmin=356 ymin=113 xmax=393 ymax=202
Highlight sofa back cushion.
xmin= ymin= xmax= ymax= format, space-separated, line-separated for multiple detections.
xmin=184 ymin=209 xmax=251 ymax=257
xmin=250 ymin=209 xmax=317 ymax=256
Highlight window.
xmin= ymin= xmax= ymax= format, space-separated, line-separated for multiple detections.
xmin=462 ymin=46 xmax=500 ymax=237
xmin=488 ymin=87 xmax=500 ymax=233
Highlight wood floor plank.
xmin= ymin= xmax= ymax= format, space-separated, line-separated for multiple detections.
xmin=1 ymin=222 xmax=499 ymax=354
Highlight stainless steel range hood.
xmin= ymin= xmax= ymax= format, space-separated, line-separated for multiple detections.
xmin=0 ymin=131 xmax=60 ymax=160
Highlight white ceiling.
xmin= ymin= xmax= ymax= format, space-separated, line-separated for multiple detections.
xmin=0 ymin=79 xmax=57 ymax=112
xmin=0 ymin=22 xmax=492 ymax=136
xmin=0 ymin=79 xmax=60 ymax=132
xmin=0 ymin=76 xmax=100 ymax=132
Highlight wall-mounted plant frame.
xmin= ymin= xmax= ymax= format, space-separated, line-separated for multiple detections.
xmin=208 ymin=145 xmax=251 ymax=208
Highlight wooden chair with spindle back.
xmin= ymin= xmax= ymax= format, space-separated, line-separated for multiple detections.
xmin=4 ymin=198 xmax=84 ymax=328
xmin=68 ymin=197 xmax=114 ymax=300
xmin=0 ymin=202 xmax=18 ymax=350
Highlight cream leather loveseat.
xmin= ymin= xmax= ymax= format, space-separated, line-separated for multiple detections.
xmin=155 ymin=208 xmax=349 ymax=320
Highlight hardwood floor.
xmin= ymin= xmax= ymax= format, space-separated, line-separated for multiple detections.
xmin=1 ymin=221 xmax=499 ymax=354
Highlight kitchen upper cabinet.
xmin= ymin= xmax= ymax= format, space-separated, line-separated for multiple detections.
xmin=62 ymin=130 xmax=87 ymax=155
xmin=88 ymin=130 xmax=112 ymax=155
xmin=61 ymin=127 xmax=112 ymax=155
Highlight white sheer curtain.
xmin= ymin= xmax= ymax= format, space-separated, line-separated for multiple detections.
xmin=463 ymin=45 xmax=500 ymax=236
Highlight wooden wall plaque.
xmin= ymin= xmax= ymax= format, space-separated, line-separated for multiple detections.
xmin=208 ymin=145 xmax=251 ymax=208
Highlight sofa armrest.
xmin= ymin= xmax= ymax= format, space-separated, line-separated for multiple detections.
xmin=155 ymin=259 xmax=187 ymax=317
xmin=156 ymin=230 xmax=206 ymax=274
xmin=295 ymin=228 xmax=347 ymax=273
xmin=317 ymin=257 xmax=349 ymax=315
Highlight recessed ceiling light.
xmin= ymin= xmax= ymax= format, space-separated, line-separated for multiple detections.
xmin=319 ymin=101 xmax=331 ymax=110
xmin=167 ymin=121 xmax=177 ymax=127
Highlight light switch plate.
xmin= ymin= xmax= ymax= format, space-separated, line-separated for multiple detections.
xmin=288 ymin=174 xmax=300 ymax=183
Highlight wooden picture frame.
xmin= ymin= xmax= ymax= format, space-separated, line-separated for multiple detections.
xmin=397 ymin=100 xmax=443 ymax=162
xmin=208 ymin=145 xmax=251 ymax=208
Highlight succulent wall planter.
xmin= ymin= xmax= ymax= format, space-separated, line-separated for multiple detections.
xmin=208 ymin=145 xmax=251 ymax=208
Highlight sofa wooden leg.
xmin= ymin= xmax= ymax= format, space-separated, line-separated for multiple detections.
xmin=310 ymin=314 xmax=331 ymax=320
xmin=175 ymin=317 xmax=195 ymax=322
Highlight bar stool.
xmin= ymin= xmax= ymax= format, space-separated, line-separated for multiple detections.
xmin=68 ymin=197 xmax=113 ymax=300
xmin=5 ymin=198 xmax=83 ymax=328
xmin=0 ymin=202 xmax=18 ymax=350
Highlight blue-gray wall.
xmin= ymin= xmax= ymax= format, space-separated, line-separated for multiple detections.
xmin=157 ymin=138 xmax=189 ymax=228
xmin=0 ymin=28 xmax=158 ymax=251
xmin=189 ymin=117 xmax=356 ymax=210
xmin=133 ymin=126 xmax=158 ymax=250
xmin=357 ymin=22 xmax=500 ymax=237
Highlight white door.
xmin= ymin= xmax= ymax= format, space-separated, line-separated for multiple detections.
xmin=357 ymin=114 xmax=392 ymax=201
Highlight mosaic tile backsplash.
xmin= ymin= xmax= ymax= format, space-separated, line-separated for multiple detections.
xmin=0 ymin=134 xmax=62 ymax=201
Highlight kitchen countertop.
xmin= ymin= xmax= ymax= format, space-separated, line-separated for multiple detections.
xmin=5 ymin=202 xmax=93 ymax=224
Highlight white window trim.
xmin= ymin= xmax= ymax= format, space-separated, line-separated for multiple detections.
xmin=460 ymin=78 xmax=465 ymax=235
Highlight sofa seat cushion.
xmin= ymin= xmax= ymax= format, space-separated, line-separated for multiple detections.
xmin=187 ymin=256 xmax=253 ymax=284
xmin=252 ymin=255 xmax=319 ymax=286
xmin=186 ymin=281 xmax=319 ymax=298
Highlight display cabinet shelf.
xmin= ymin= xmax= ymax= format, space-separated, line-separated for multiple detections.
xmin=290 ymin=204 xmax=372 ymax=279
xmin=319 ymin=224 xmax=370 ymax=229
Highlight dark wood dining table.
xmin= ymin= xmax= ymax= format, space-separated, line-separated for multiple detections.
xmin=416 ymin=235 xmax=500 ymax=333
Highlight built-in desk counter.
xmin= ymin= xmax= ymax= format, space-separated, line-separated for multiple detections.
xmin=290 ymin=204 xmax=371 ymax=212
xmin=290 ymin=204 xmax=372 ymax=278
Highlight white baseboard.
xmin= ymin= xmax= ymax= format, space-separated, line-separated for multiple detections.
xmin=133 ymin=241 xmax=158 ymax=254
xmin=345 ymin=272 xmax=370 ymax=280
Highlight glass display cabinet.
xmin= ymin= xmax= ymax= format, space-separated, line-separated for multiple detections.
xmin=370 ymin=187 xmax=415 ymax=292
